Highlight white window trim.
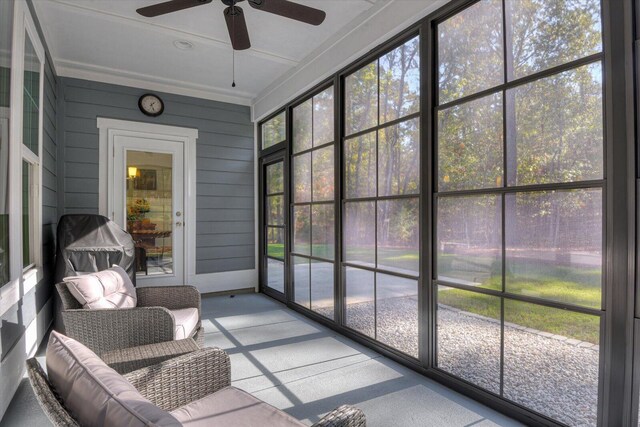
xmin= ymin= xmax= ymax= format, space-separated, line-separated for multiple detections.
xmin=1 ymin=0 xmax=45 ymax=317
xmin=96 ymin=118 xmax=198 ymax=285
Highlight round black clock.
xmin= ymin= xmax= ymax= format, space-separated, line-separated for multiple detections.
xmin=138 ymin=93 xmax=164 ymax=117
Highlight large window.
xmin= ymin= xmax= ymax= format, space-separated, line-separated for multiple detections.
xmin=343 ymin=36 xmax=420 ymax=358
xmin=435 ymin=0 xmax=603 ymax=425
xmin=256 ymin=0 xmax=627 ymax=424
xmin=291 ymin=86 xmax=335 ymax=318
xmin=21 ymin=33 xmax=41 ymax=271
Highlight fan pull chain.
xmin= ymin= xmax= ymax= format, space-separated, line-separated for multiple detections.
xmin=231 ymin=7 xmax=236 ymax=88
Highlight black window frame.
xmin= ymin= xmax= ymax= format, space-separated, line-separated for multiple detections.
xmin=255 ymin=0 xmax=636 ymax=424
xmin=289 ymin=82 xmax=339 ymax=319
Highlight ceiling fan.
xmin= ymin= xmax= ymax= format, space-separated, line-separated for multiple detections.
xmin=136 ymin=0 xmax=327 ymax=50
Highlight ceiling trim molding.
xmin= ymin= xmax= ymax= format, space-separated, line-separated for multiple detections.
xmin=44 ymin=0 xmax=300 ymax=67
xmin=56 ymin=58 xmax=254 ymax=106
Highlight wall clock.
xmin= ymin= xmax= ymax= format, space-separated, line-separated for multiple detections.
xmin=138 ymin=93 xmax=164 ymax=117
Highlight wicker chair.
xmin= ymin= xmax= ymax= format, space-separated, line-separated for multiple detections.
xmin=55 ymin=283 xmax=204 ymax=357
xmin=27 ymin=346 xmax=367 ymax=427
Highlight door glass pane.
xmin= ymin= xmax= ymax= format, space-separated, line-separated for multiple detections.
xmin=22 ymin=35 xmax=40 ymax=154
xmin=503 ymin=300 xmax=599 ymax=426
xmin=438 ymin=0 xmax=504 ymax=104
xmin=507 ymin=63 xmax=603 ymax=186
xmin=507 ymin=0 xmax=602 ymax=80
xmin=126 ymin=151 xmax=173 ymax=277
xmin=266 ymin=162 xmax=284 ymax=194
xmin=345 ymin=267 xmax=375 ymax=337
xmin=266 ymin=195 xmax=283 ymax=226
xmin=267 ymin=227 xmax=284 ymax=259
xmin=267 ymin=258 xmax=285 ymax=294
xmin=0 ymin=0 xmax=13 ymax=285
xmin=437 ymin=286 xmax=501 ymax=394
xmin=505 ymin=189 xmax=602 ymax=309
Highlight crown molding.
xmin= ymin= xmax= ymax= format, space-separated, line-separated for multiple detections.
xmin=56 ymin=59 xmax=254 ymax=106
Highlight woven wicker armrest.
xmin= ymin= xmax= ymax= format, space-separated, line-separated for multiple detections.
xmin=312 ymin=405 xmax=367 ymax=427
xmin=26 ymin=358 xmax=80 ymax=427
xmin=123 ymin=347 xmax=231 ymax=411
xmin=136 ymin=285 xmax=201 ymax=313
xmin=62 ymin=307 xmax=175 ymax=355
xmin=102 ymin=338 xmax=200 ymax=374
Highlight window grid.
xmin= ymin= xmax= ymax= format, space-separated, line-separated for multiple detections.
xmin=291 ymin=87 xmax=336 ymax=318
xmin=342 ymin=35 xmax=420 ymax=358
xmin=434 ymin=1 xmax=604 ymax=424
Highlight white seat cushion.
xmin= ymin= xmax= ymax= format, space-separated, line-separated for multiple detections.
xmin=64 ymin=265 xmax=137 ymax=309
xmin=171 ymin=386 xmax=306 ymax=427
xmin=171 ymin=308 xmax=199 ymax=339
xmin=46 ymin=331 xmax=180 ymax=427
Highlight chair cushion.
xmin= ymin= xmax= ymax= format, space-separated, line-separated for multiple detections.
xmin=64 ymin=265 xmax=137 ymax=309
xmin=46 ymin=331 xmax=180 ymax=427
xmin=171 ymin=308 xmax=199 ymax=339
xmin=171 ymin=386 xmax=306 ymax=427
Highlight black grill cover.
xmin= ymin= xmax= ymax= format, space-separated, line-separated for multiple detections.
xmin=55 ymin=214 xmax=136 ymax=284
xmin=54 ymin=214 xmax=136 ymax=332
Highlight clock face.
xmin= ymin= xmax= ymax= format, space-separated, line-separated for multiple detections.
xmin=139 ymin=94 xmax=164 ymax=117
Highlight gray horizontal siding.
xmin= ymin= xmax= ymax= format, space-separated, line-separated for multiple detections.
xmin=60 ymin=77 xmax=255 ymax=274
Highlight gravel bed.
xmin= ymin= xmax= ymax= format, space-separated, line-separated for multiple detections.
xmin=343 ymin=298 xmax=599 ymax=427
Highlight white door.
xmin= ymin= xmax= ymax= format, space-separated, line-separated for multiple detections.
xmin=113 ymin=135 xmax=185 ymax=286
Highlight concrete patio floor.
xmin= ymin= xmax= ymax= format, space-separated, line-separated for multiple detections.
xmin=1 ymin=293 xmax=522 ymax=426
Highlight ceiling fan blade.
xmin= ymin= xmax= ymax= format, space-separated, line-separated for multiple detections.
xmin=248 ymin=0 xmax=326 ymax=26
xmin=224 ymin=6 xmax=251 ymax=50
xmin=137 ymin=0 xmax=212 ymax=17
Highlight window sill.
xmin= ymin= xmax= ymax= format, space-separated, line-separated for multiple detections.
xmin=23 ymin=265 xmax=43 ymax=294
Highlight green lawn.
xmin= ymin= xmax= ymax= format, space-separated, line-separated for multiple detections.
xmin=438 ymin=259 xmax=602 ymax=344
xmin=438 ymin=286 xmax=600 ymax=344
xmin=267 ymin=243 xmax=285 ymax=259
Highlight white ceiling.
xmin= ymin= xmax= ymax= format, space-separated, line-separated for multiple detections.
xmin=32 ymin=0 xmax=381 ymax=105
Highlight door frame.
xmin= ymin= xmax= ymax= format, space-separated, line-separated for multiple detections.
xmin=97 ymin=118 xmax=198 ymax=285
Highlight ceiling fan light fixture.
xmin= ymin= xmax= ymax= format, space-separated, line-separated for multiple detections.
xmin=173 ymin=40 xmax=195 ymax=50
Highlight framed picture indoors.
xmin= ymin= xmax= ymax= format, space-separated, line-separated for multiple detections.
xmin=134 ymin=169 xmax=157 ymax=191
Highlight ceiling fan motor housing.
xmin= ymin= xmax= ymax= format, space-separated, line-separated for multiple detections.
xmin=221 ymin=0 xmax=245 ymax=6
